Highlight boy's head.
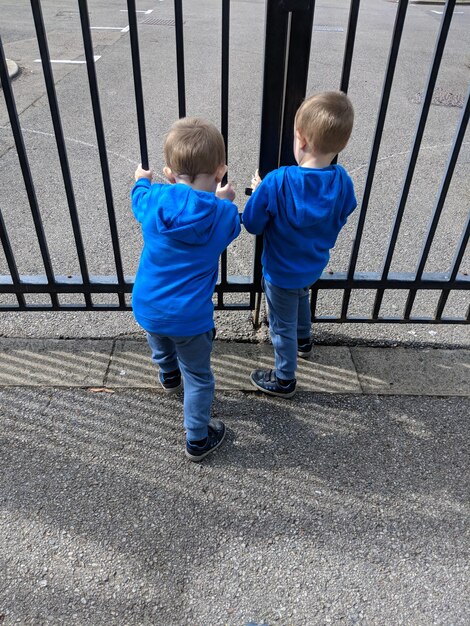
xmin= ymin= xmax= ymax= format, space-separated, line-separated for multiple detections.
xmin=294 ymin=91 xmax=354 ymax=157
xmin=164 ymin=117 xmax=226 ymax=183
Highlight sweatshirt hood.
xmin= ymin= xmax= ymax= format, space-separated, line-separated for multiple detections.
xmin=283 ymin=166 xmax=348 ymax=228
xmin=154 ymin=184 xmax=220 ymax=244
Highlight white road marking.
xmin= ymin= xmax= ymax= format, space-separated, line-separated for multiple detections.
xmin=0 ymin=125 xmax=167 ymax=182
xmin=90 ymin=26 xmax=130 ymax=32
xmin=431 ymin=10 xmax=464 ymax=14
xmin=120 ymin=9 xmax=153 ymax=14
xmin=33 ymin=56 xmax=101 ymax=64
xmin=348 ymin=140 xmax=470 ymax=177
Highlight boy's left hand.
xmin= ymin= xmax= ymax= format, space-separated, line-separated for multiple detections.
xmin=135 ymin=164 xmax=154 ymax=181
xmin=216 ymin=182 xmax=236 ymax=202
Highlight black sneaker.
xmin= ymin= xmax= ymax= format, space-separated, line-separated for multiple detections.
xmin=159 ymin=368 xmax=182 ymax=394
xmin=185 ymin=419 xmax=226 ymax=462
xmin=250 ymin=369 xmax=296 ymax=398
xmin=297 ymin=337 xmax=313 ymax=359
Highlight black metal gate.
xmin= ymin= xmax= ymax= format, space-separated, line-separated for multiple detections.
xmin=0 ymin=0 xmax=468 ymax=323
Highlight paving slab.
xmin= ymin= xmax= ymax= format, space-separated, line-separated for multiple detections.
xmin=1 ymin=339 xmax=469 ymax=396
xmin=107 ymin=340 xmax=362 ymax=393
xmin=0 ymin=338 xmax=112 ymax=387
xmin=351 ymin=346 xmax=470 ymax=396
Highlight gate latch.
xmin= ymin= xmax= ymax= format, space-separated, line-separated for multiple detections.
xmin=279 ymin=0 xmax=312 ymax=11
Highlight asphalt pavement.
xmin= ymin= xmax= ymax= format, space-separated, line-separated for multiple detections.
xmin=1 ymin=387 xmax=469 ymax=625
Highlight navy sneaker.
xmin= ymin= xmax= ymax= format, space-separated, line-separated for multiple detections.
xmin=185 ymin=419 xmax=226 ymax=462
xmin=297 ymin=337 xmax=313 ymax=359
xmin=159 ymin=368 xmax=182 ymax=394
xmin=250 ymin=369 xmax=296 ymax=398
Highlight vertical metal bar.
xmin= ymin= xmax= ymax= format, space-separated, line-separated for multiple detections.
xmin=339 ymin=0 xmax=361 ymax=95
xmin=310 ymin=287 xmax=318 ymax=320
xmin=78 ymin=0 xmax=125 ymax=308
xmin=253 ymin=291 xmax=263 ymax=328
xmin=404 ymin=82 xmax=470 ymax=319
xmin=253 ymin=0 xmax=290 ymax=300
xmin=257 ymin=0 xmax=290 ymax=178
xmin=174 ymin=0 xmax=186 ymax=118
xmin=0 ymin=210 xmax=26 ymax=308
xmin=373 ymin=0 xmax=456 ymax=319
xmin=218 ymin=2 xmax=231 ymax=295
xmin=127 ymin=0 xmax=149 ymax=169
xmin=435 ymin=213 xmax=470 ymax=319
xmin=220 ymin=249 xmax=228 ymax=289
xmin=340 ymin=0 xmax=409 ymax=319
xmin=221 ymin=0 xmax=230 ymax=183
xmin=332 ymin=0 xmax=360 ymax=166
xmin=30 ymin=0 xmax=92 ymax=307
xmin=0 ymin=32 xmax=57 ymax=307
xmin=279 ymin=1 xmax=315 ymax=166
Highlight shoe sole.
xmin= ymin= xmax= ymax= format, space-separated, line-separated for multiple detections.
xmin=160 ymin=382 xmax=183 ymax=395
xmin=185 ymin=429 xmax=226 ymax=462
xmin=250 ymin=375 xmax=296 ymax=399
xmin=298 ymin=350 xmax=312 ymax=359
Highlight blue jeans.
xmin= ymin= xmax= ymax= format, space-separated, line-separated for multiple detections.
xmin=263 ymin=278 xmax=311 ymax=381
xmin=146 ymin=330 xmax=215 ymax=441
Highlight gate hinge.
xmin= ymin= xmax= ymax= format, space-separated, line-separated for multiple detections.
xmin=279 ymin=0 xmax=312 ymax=12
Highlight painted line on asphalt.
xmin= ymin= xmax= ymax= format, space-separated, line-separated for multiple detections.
xmin=314 ymin=25 xmax=344 ymax=32
xmin=120 ymin=9 xmax=153 ymax=14
xmin=90 ymin=26 xmax=130 ymax=33
xmin=348 ymin=140 xmax=470 ymax=176
xmin=431 ymin=10 xmax=464 ymax=14
xmin=0 ymin=125 xmax=167 ymax=183
xmin=33 ymin=56 xmax=101 ymax=64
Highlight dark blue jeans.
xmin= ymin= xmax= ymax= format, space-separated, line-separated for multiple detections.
xmin=147 ymin=330 xmax=215 ymax=441
xmin=263 ymin=278 xmax=311 ymax=380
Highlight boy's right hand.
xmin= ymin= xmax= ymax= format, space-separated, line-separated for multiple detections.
xmin=216 ymin=182 xmax=236 ymax=202
xmin=251 ymin=169 xmax=262 ymax=191
xmin=135 ymin=164 xmax=154 ymax=181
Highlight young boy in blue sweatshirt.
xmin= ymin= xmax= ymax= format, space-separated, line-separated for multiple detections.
xmin=132 ymin=118 xmax=240 ymax=460
xmin=243 ymin=91 xmax=356 ymax=398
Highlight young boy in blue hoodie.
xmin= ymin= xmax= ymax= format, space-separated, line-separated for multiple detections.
xmin=243 ymin=91 xmax=356 ymax=398
xmin=132 ymin=118 xmax=240 ymax=461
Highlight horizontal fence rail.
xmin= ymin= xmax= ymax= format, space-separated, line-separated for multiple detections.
xmin=0 ymin=0 xmax=468 ymax=323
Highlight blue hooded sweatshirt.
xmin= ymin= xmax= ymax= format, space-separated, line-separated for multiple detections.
xmin=131 ymin=179 xmax=240 ymax=336
xmin=242 ymin=165 xmax=357 ymax=289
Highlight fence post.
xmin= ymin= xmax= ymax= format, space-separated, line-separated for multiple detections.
xmin=252 ymin=0 xmax=314 ymax=325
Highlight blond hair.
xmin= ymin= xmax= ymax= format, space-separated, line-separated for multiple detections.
xmin=295 ymin=91 xmax=354 ymax=155
xmin=164 ymin=117 xmax=226 ymax=182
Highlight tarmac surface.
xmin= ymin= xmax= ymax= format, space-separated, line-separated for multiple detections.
xmin=0 ymin=338 xmax=469 ymax=625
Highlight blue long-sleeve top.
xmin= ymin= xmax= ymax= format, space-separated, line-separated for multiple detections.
xmin=131 ymin=179 xmax=240 ymax=336
xmin=242 ymin=165 xmax=357 ymax=289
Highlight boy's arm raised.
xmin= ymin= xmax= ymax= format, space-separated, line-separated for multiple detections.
xmin=131 ymin=178 xmax=152 ymax=223
xmin=242 ymin=173 xmax=272 ymax=235
xmin=131 ymin=164 xmax=154 ymax=223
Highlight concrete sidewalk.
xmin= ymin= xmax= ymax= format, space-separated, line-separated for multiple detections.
xmin=0 ymin=337 xmax=468 ymax=396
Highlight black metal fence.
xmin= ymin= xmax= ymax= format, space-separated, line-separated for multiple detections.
xmin=0 ymin=0 xmax=468 ymax=323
